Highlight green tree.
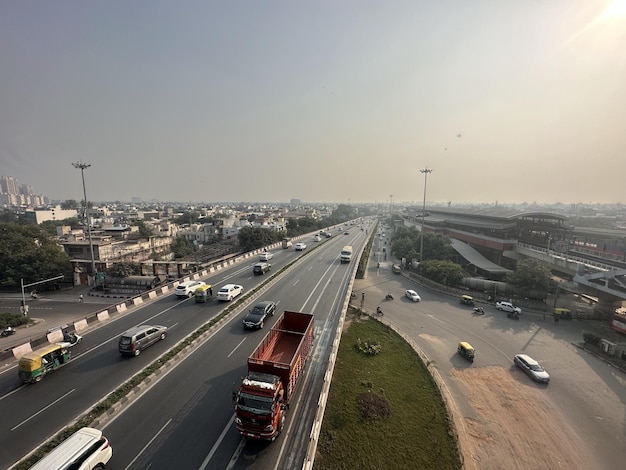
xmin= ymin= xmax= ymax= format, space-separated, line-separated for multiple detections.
xmin=107 ymin=262 xmax=142 ymax=278
xmin=0 ymin=222 xmax=72 ymax=289
xmin=171 ymin=236 xmax=195 ymax=259
xmin=173 ymin=211 xmax=201 ymax=225
xmin=134 ymin=220 xmax=153 ymax=238
xmin=61 ymin=199 xmax=79 ymax=210
xmin=238 ymin=227 xmax=281 ymax=251
xmin=418 ymin=260 xmax=465 ymax=287
xmin=506 ymin=259 xmax=551 ymax=293
xmin=39 ymin=217 xmax=80 ymax=237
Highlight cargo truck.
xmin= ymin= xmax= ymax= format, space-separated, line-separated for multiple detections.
xmin=234 ymin=311 xmax=314 ymax=441
xmin=282 ymin=237 xmax=293 ymax=249
xmin=340 ymin=245 xmax=353 ymax=263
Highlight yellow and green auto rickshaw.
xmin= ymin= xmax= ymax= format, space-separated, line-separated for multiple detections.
xmin=553 ymin=307 xmax=572 ymax=320
xmin=457 ymin=342 xmax=475 ymax=362
xmin=460 ymin=295 xmax=475 ymax=307
xmin=194 ymin=284 xmax=213 ymax=303
xmin=18 ymin=343 xmax=71 ymax=383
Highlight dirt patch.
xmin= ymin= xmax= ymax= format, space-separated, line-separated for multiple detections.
xmin=451 ymin=366 xmax=594 ymax=470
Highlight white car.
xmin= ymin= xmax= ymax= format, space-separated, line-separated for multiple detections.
xmin=313 ymin=235 xmax=321 ymax=242
xmin=496 ymin=301 xmax=522 ymax=315
xmin=405 ymin=289 xmax=421 ymax=302
xmin=175 ymin=280 xmax=206 ymax=298
xmin=294 ymin=242 xmax=307 ymax=251
xmin=514 ymin=354 xmax=550 ymax=383
xmin=259 ymin=251 xmax=273 ymax=261
xmin=217 ymin=284 xmax=243 ymax=301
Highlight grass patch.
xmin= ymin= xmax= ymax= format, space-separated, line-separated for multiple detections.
xmin=315 ymin=310 xmax=461 ymax=470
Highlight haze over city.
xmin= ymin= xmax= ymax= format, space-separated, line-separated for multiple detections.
xmin=1 ymin=1 xmax=625 ymax=205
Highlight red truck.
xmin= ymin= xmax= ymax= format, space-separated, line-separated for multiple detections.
xmin=234 ymin=311 xmax=314 ymax=441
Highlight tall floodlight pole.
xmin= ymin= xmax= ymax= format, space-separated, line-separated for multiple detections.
xmin=72 ymin=162 xmax=97 ymax=285
xmin=390 ymin=195 xmax=393 ymax=215
xmin=419 ymin=168 xmax=433 ymax=262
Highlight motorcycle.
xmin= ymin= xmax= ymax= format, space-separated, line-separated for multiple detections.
xmin=376 ymin=306 xmax=384 ymax=316
xmin=1 ymin=326 xmax=16 ymax=337
xmin=63 ymin=331 xmax=83 ymax=345
xmin=473 ymin=306 xmax=485 ymax=315
xmin=507 ymin=311 xmax=520 ymax=320
xmin=385 ymin=293 xmax=394 ymax=300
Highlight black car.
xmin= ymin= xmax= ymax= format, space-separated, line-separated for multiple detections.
xmin=243 ymin=301 xmax=277 ymax=329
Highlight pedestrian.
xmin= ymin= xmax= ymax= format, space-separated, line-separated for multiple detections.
xmin=209 ymin=287 xmax=213 ymax=297
xmin=79 ymin=294 xmax=84 ymax=303
xmin=554 ymin=314 xmax=559 ymax=324
xmin=362 ymin=292 xmax=365 ymax=301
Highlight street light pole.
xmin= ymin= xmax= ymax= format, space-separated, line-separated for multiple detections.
xmin=72 ymin=162 xmax=97 ymax=285
xmin=419 ymin=168 xmax=432 ymax=262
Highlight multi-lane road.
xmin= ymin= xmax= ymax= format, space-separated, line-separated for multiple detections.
xmin=0 ymin=225 xmax=370 ymax=470
xmin=3 ymin=220 xmax=626 ymax=469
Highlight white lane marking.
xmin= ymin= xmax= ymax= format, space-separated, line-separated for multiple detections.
xmin=124 ymin=418 xmax=172 ymax=470
xmin=200 ymin=414 xmax=237 ymax=470
xmin=11 ymin=388 xmax=75 ymax=431
xmin=228 ymin=338 xmax=247 ymax=358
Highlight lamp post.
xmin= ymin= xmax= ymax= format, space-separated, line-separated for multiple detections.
xmin=72 ymin=162 xmax=97 ymax=285
xmin=419 ymin=168 xmax=432 ymax=262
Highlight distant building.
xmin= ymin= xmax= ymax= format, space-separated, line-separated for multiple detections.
xmin=24 ymin=205 xmax=78 ymax=224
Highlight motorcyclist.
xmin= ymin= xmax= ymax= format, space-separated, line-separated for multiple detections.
xmin=376 ymin=306 xmax=383 ymax=316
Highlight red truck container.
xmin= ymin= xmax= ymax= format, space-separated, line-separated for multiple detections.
xmin=234 ymin=311 xmax=314 ymax=441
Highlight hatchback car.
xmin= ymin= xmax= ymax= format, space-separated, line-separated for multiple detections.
xmin=243 ymin=301 xmax=277 ymax=329
xmin=405 ymin=289 xmax=421 ymax=302
xmin=294 ymin=242 xmax=307 ymax=251
xmin=217 ymin=284 xmax=243 ymax=301
xmin=514 ymin=354 xmax=550 ymax=383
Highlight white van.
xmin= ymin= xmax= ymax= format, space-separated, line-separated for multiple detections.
xmin=29 ymin=427 xmax=112 ymax=470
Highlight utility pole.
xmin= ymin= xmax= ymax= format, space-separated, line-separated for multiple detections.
xmin=419 ymin=168 xmax=432 ymax=262
xmin=72 ymin=162 xmax=97 ymax=285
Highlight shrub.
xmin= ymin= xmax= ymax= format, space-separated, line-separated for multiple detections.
xmin=356 ymin=338 xmax=381 ymax=355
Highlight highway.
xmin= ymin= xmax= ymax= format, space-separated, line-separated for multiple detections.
xmin=0 ymin=224 xmax=369 ymax=470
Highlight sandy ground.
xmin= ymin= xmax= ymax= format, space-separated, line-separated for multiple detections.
xmin=451 ymin=366 xmax=594 ymax=470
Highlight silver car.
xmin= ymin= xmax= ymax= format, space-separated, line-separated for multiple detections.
xmin=119 ymin=325 xmax=167 ymax=356
xmin=514 ymin=354 xmax=550 ymax=383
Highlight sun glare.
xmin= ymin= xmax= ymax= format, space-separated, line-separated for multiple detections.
xmin=600 ymin=0 xmax=626 ymax=20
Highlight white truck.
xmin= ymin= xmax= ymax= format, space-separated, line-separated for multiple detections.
xmin=340 ymin=245 xmax=353 ymax=263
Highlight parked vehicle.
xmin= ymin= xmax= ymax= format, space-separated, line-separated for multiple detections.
xmin=282 ymin=238 xmax=292 ymax=249
xmin=118 ymin=325 xmax=167 ymax=356
xmin=29 ymin=427 xmax=112 ymax=470
xmin=243 ymin=301 xmax=277 ymax=329
xmin=457 ymin=342 xmax=475 ymax=362
xmin=175 ymin=280 xmax=206 ymax=298
xmin=405 ymin=289 xmax=421 ymax=302
xmin=234 ymin=311 xmax=315 ymax=441
xmin=217 ymin=284 xmax=243 ymax=301
xmin=514 ymin=354 xmax=550 ymax=383
xmin=194 ymin=284 xmax=212 ymax=303
xmin=18 ymin=343 xmax=71 ymax=383
xmin=340 ymin=245 xmax=353 ymax=263
xmin=496 ymin=301 xmax=522 ymax=315
xmin=460 ymin=295 xmax=475 ymax=306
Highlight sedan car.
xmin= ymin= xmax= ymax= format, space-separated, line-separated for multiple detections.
xmin=294 ymin=242 xmax=307 ymax=251
xmin=514 ymin=354 xmax=550 ymax=383
xmin=217 ymin=284 xmax=243 ymax=301
xmin=243 ymin=300 xmax=277 ymax=329
xmin=405 ymin=289 xmax=421 ymax=302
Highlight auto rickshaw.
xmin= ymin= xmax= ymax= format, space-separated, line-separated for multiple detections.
xmin=460 ymin=295 xmax=475 ymax=307
xmin=553 ymin=307 xmax=572 ymax=320
xmin=194 ymin=284 xmax=212 ymax=303
xmin=457 ymin=342 xmax=475 ymax=362
xmin=18 ymin=343 xmax=71 ymax=383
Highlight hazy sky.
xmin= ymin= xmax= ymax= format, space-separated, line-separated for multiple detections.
xmin=1 ymin=1 xmax=625 ymax=205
